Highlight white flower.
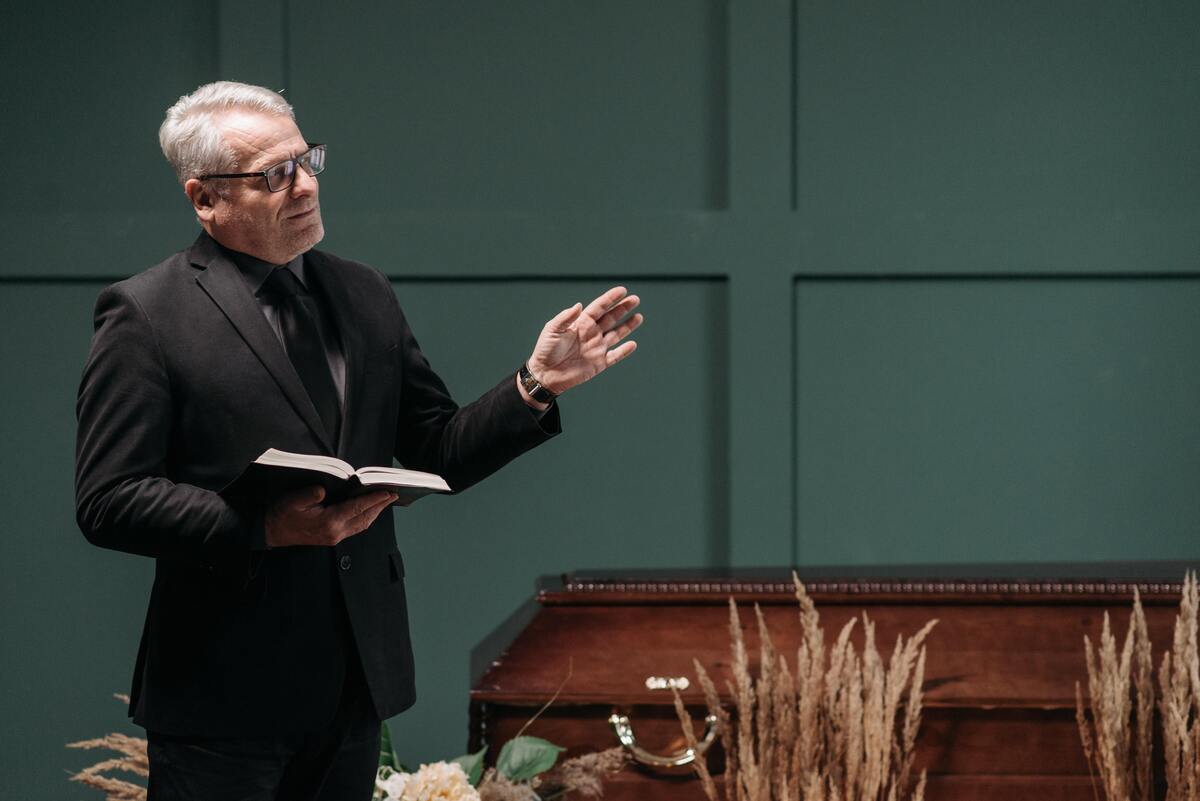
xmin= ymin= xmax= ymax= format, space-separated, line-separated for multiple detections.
xmin=376 ymin=766 xmax=411 ymax=800
xmin=401 ymin=761 xmax=481 ymax=801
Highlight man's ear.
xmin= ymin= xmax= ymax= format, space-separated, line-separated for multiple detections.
xmin=184 ymin=178 xmax=219 ymax=224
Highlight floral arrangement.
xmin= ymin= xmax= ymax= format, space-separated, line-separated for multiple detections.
xmin=376 ymin=760 xmax=479 ymax=801
xmin=375 ymin=714 xmax=626 ymax=801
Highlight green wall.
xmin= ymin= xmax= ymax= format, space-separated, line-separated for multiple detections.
xmin=2 ymin=1 xmax=1198 ymax=797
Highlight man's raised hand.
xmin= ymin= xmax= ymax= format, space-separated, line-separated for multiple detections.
xmin=264 ymin=486 xmax=398 ymax=548
xmin=525 ymin=286 xmax=643 ymax=398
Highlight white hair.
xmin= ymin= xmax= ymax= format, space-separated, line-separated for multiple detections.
xmin=158 ymin=81 xmax=295 ymax=184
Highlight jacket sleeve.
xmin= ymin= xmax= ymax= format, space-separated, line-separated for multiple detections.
xmin=389 ymin=299 xmax=561 ymax=492
xmin=75 ymin=283 xmax=263 ymax=570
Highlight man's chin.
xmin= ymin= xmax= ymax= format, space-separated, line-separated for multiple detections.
xmin=291 ymin=219 xmax=325 ymax=254
xmin=306 ymin=222 xmax=325 ymax=250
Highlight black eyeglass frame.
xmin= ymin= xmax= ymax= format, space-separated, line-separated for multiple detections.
xmin=198 ymin=143 xmax=326 ymax=192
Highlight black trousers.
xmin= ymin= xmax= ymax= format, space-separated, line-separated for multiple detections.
xmin=146 ymin=653 xmax=381 ymax=801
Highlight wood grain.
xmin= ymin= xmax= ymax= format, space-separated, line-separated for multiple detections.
xmin=470 ymin=568 xmax=1192 ymax=797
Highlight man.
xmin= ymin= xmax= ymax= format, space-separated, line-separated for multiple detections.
xmin=74 ymin=81 xmax=641 ymax=800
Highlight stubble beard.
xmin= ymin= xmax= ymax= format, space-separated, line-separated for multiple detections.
xmin=287 ymin=206 xmax=325 ymax=258
xmin=223 ymin=202 xmax=325 ymax=264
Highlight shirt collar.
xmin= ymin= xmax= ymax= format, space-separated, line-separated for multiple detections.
xmin=225 ymin=247 xmax=307 ymax=296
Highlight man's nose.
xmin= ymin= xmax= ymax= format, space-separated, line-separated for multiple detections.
xmin=291 ymin=166 xmax=318 ymax=196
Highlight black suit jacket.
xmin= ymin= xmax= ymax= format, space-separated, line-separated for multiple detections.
xmin=75 ymin=233 xmax=559 ymax=736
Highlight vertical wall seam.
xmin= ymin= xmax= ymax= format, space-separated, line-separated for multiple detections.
xmin=790 ymin=0 xmax=799 ymax=212
xmin=212 ymin=0 xmax=223 ymax=76
xmin=790 ymin=274 xmax=799 ymax=566
xmin=721 ymin=0 xmax=732 ymax=210
xmin=281 ymin=0 xmax=290 ymax=92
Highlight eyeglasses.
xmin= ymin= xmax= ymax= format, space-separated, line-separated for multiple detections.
xmin=199 ymin=143 xmax=326 ymax=192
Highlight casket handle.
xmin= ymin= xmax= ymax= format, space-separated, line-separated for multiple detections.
xmin=608 ymin=712 xmax=719 ymax=768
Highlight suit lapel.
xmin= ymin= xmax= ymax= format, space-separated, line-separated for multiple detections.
xmin=189 ymin=234 xmax=336 ymax=454
xmin=305 ymin=250 xmax=363 ymax=456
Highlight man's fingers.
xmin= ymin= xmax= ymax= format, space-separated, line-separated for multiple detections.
xmin=343 ymin=494 xmax=397 ymax=536
xmin=583 ymin=286 xmax=628 ymax=320
xmin=547 ymin=303 xmax=583 ymax=332
xmin=602 ymin=312 xmax=644 ymax=347
xmin=325 ymin=492 xmax=397 ymax=544
xmin=337 ymin=490 xmax=395 ymax=519
xmin=323 ymin=490 xmax=394 ymax=526
xmin=605 ymin=340 xmax=637 ymax=366
xmin=596 ymin=295 xmax=640 ymax=332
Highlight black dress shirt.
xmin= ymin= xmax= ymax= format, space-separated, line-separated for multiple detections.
xmin=229 ymin=249 xmax=348 ymax=408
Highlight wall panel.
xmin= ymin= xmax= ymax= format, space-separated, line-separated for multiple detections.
xmin=1 ymin=3 xmax=219 ymax=277
xmin=793 ymin=277 xmax=1200 ymax=565
xmin=288 ymin=0 xmax=729 ymax=211
xmin=0 ymin=284 xmax=153 ymax=799
xmin=2 ymin=2 xmax=216 ymax=216
xmin=793 ymin=0 xmax=1200 ymax=273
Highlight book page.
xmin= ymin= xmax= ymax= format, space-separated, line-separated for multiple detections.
xmin=355 ymin=466 xmax=450 ymax=492
xmin=254 ymin=448 xmax=356 ymax=480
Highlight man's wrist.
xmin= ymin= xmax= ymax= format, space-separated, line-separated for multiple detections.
xmin=515 ymin=370 xmax=551 ymax=411
xmin=518 ymin=362 xmax=556 ymax=406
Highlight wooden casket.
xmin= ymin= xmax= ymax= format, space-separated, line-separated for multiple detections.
xmin=468 ymin=564 xmax=1196 ymax=801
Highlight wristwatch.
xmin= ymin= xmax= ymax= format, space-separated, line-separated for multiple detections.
xmin=518 ymin=363 xmax=557 ymax=404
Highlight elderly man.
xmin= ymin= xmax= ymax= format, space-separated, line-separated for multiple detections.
xmin=75 ymin=81 xmax=641 ymax=800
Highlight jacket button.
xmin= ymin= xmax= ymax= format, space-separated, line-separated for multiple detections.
xmin=339 ymin=555 xmax=352 ymax=571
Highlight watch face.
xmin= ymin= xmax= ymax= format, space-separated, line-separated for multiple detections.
xmin=520 ymin=365 xmax=553 ymax=400
xmin=520 ymin=364 xmax=556 ymax=400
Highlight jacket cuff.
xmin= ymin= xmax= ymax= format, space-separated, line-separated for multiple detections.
xmin=509 ymin=376 xmax=562 ymax=437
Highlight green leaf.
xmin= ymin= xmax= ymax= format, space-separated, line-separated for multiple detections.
xmin=451 ymin=746 xmax=488 ymax=787
xmin=378 ymin=720 xmax=401 ymax=771
xmin=496 ymin=736 xmax=565 ymax=782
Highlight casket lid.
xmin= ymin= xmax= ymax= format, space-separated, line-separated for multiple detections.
xmin=471 ymin=562 xmax=1197 ymax=710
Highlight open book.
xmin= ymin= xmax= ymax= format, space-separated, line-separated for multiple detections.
xmin=222 ymin=448 xmax=451 ymax=507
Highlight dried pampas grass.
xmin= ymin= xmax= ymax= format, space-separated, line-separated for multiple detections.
xmin=67 ymin=695 xmax=148 ymax=801
xmin=1159 ymin=572 xmax=1200 ymax=801
xmin=478 ymin=768 xmax=542 ymax=801
xmin=536 ymin=746 xmax=628 ymax=798
xmin=1075 ymin=589 xmax=1153 ymax=801
xmin=677 ymin=573 xmax=935 ymax=801
xmin=1076 ymin=571 xmax=1200 ymax=801
xmin=477 ymin=748 xmax=628 ymax=801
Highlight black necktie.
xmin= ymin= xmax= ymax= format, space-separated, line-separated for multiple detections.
xmin=262 ymin=267 xmax=341 ymax=445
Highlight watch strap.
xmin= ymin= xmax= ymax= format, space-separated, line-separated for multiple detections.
xmin=518 ymin=363 xmax=557 ymax=403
